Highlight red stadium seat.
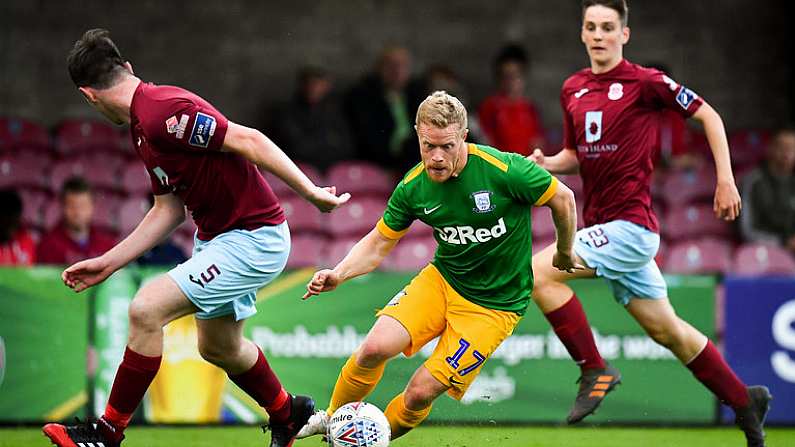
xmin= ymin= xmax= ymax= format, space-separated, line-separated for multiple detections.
xmin=0 ymin=153 xmax=50 ymax=189
xmin=49 ymin=160 xmax=91 ymax=193
xmin=661 ymin=167 xmax=717 ymax=208
xmin=532 ymin=207 xmax=556 ymax=240
xmin=382 ymin=237 xmax=436 ymax=272
xmin=403 ymin=220 xmax=434 ymax=239
xmin=261 ymin=162 xmax=325 ymax=200
xmin=118 ymin=128 xmax=137 ymax=158
xmin=664 ymin=238 xmax=733 ymax=274
xmin=171 ymin=231 xmax=194 ymax=258
xmin=118 ymin=195 xmax=151 ymax=236
xmin=328 ymin=197 xmax=385 ymax=239
xmin=55 ymin=119 xmax=120 ymax=156
xmin=0 ymin=117 xmax=51 ymax=152
xmin=121 ymin=163 xmax=152 ymax=196
xmin=532 ymin=237 xmax=555 ymax=255
xmin=728 ymin=129 xmax=770 ymax=169
xmin=731 ymin=243 xmax=795 ymax=276
xmin=281 ymin=196 xmax=322 ymax=235
xmin=325 ymin=237 xmax=360 ymax=266
xmin=18 ymin=188 xmax=50 ymax=229
xmin=177 ymin=210 xmax=197 ymax=238
xmin=558 ymin=174 xmax=583 ymax=199
xmin=74 ymin=153 xmax=126 ymax=192
xmin=326 ymin=161 xmax=395 ymax=197
xmin=286 ymin=234 xmax=327 ymax=269
xmin=663 ymin=203 xmax=733 ymax=242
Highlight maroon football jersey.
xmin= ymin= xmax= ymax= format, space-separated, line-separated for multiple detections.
xmin=130 ymin=82 xmax=284 ymax=240
xmin=561 ymin=59 xmax=703 ymax=233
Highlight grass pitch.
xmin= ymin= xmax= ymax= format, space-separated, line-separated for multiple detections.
xmin=4 ymin=425 xmax=795 ymax=446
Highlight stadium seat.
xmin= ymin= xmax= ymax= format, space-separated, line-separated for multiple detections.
xmin=281 ymin=196 xmax=322 ymax=235
xmin=382 ymin=237 xmax=436 ymax=271
xmin=55 ymin=119 xmax=120 ymax=155
xmin=18 ymin=188 xmax=50 ymax=229
xmin=117 ymin=128 xmax=137 ymax=158
xmin=661 ymin=167 xmax=717 ymax=208
xmin=532 ymin=237 xmax=555 ymax=255
xmin=326 ymin=161 xmax=395 ymax=197
xmin=558 ymin=174 xmax=583 ymax=199
xmin=49 ymin=160 xmax=89 ymax=193
xmin=118 ymin=195 xmax=151 ymax=236
xmin=663 ymin=204 xmax=733 ymax=242
xmin=0 ymin=117 xmax=51 ymax=152
xmin=325 ymin=237 xmax=360 ymax=266
xmin=0 ymin=153 xmax=50 ymax=189
xmin=731 ymin=243 xmax=795 ymax=276
xmin=729 ymin=129 xmax=770 ymax=169
xmin=74 ymin=153 xmax=126 ymax=192
xmin=92 ymin=191 xmax=124 ymax=233
xmin=664 ymin=238 xmax=733 ymax=274
xmin=261 ymin=162 xmax=325 ymax=200
xmin=532 ymin=207 xmax=556 ymax=240
xmin=177 ymin=210 xmax=197 ymax=238
xmin=171 ymin=231 xmax=194 ymax=258
xmin=286 ymin=234 xmax=327 ymax=269
xmin=121 ymin=163 xmax=152 ymax=196
xmin=328 ymin=197 xmax=385 ymax=239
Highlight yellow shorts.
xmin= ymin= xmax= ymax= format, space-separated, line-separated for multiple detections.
xmin=377 ymin=264 xmax=521 ymax=400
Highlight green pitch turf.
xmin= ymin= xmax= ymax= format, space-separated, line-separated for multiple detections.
xmin=5 ymin=425 xmax=795 ymax=446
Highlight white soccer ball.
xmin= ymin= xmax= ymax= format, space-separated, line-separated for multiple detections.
xmin=327 ymin=402 xmax=390 ymax=447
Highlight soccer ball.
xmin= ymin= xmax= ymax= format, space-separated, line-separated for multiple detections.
xmin=327 ymin=402 xmax=390 ymax=447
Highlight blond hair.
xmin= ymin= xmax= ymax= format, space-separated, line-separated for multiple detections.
xmin=415 ymin=91 xmax=468 ymax=133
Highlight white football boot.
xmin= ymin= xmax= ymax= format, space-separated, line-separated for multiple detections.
xmin=295 ymin=409 xmax=329 ymax=439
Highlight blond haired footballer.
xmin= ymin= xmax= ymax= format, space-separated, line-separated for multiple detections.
xmin=298 ymin=91 xmax=579 ymax=441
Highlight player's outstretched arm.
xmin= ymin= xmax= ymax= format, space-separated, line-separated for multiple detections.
xmin=303 ymin=227 xmax=398 ymax=299
xmin=543 ymin=181 xmax=584 ymax=273
xmin=528 ymin=148 xmax=580 ymax=175
xmin=222 ymin=122 xmax=350 ymax=212
xmin=691 ymin=102 xmax=741 ymax=221
xmin=62 ymin=193 xmax=186 ymax=292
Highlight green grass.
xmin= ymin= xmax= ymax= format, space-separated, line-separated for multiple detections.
xmin=7 ymin=425 xmax=795 ymax=447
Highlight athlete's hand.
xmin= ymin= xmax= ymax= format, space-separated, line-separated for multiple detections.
xmin=303 ymin=268 xmax=343 ymax=299
xmin=714 ymin=180 xmax=741 ymax=221
xmin=552 ymin=250 xmax=585 ymax=274
xmin=527 ymin=148 xmax=545 ymax=166
xmin=307 ymin=186 xmax=351 ymax=213
xmin=62 ymin=256 xmax=116 ymax=293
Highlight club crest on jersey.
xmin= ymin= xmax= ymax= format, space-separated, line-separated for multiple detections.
xmin=471 ymin=190 xmax=495 ymax=213
xmin=166 ymin=114 xmax=189 ymax=139
xmin=585 ymin=111 xmax=603 ymax=143
xmin=607 ymin=83 xmax=623 ymax=100
xmin=189 ymin=112 xmax=217 ymax=148
xmin=676 ymin=86 xmax=698 ymax=110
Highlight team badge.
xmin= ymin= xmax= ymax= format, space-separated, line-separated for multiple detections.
xmin=471 ymin=190 xmax=495 ymax=213
xmin=166 ymin=114 xmax=189 ymax=139
xmin=585 ymin=111 xmax=603 ymax=143
xmin=607 ymin=83 xmax=623 ymax=100
xmin=189 ymin=112 xmax=217 ymax=148
xmin=676 ymin=86 xmax=699 ymax=110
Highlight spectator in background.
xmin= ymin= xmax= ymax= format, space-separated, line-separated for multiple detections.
xmin=645 ymin=62 xmax=704 ymax=170
xmin=346 ymin=45 xmax=424 ymax=172
xmin=37 ymin=176 xmax=116 ymax=265
xmin=740 ymin=128 xmax=795 ymax=254
xmin=0 ymin=189 xmax=35 ymax=266
xmin=274 ymin=66 xmax=354 ymax=172
xmin=478 ymin=43 xmax=544 ymax=156
xmin=419 ymin=64 xmax=484 ymax=144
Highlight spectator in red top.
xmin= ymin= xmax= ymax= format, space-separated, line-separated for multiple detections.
xmin=478 ymin=43 xmax=545 ymax=156
xmin=0 ymin=188 xmax=35 ymax=266
xmin=37 ymin=177 xmax=116 ymax=265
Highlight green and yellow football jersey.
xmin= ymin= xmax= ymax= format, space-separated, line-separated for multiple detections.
xmin=376 ymin=143 xmax=558 ymax=315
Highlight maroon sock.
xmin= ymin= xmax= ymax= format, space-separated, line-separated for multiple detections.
xmin=686 ymin=340 xmax=749 ymax=409
xmin=544 ymin=294 xmax=606 ymax=371
xmin=103 ymin=347 xmax=162 ymax=433
xmin=229 ymin=348 xmax=292 ymax=423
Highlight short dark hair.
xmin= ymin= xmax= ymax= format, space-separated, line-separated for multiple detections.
xmin=67 ymin=28 xmax=127 ymax=88
xmin=494 ymin=43 xmax=529 ymax=74
xmin=582 ymin=0 xmax=629 ymax=26
xmin=60 ymin=176 xmax=92 ymax=200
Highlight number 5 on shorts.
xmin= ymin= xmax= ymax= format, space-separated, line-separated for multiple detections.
xmin=445 ymin=338 xmax=485 ymax=376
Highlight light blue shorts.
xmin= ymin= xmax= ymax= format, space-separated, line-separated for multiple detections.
xmin=168 ymin=222 xmax=290 ymax=320
xmin=573 ymin=220 xmax=667 ymax=306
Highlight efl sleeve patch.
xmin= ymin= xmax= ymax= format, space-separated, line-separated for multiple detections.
xmin=188 ymin=112 xmax=217 ymax=148
xmin=676 ymin=86 xmax=699 ymax=110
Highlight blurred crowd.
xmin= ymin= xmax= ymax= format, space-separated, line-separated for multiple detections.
xmin=1 ymin=43 xmax=794 ymax=273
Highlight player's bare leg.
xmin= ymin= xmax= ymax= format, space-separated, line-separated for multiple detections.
xmin=44 ymin=275 xmax=196 ymax=447
xmin=197 ymin=315 xmax=313 ymax=447
xmin=298 ymin=315 xmax=410 ymax=439
xmin=384 ymin=366 xmax=447 ymax=440
xmin=628 ymin=297 xmax=771 ymax=447
xmin=531 ymin=243 xmax=621 ymax=423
